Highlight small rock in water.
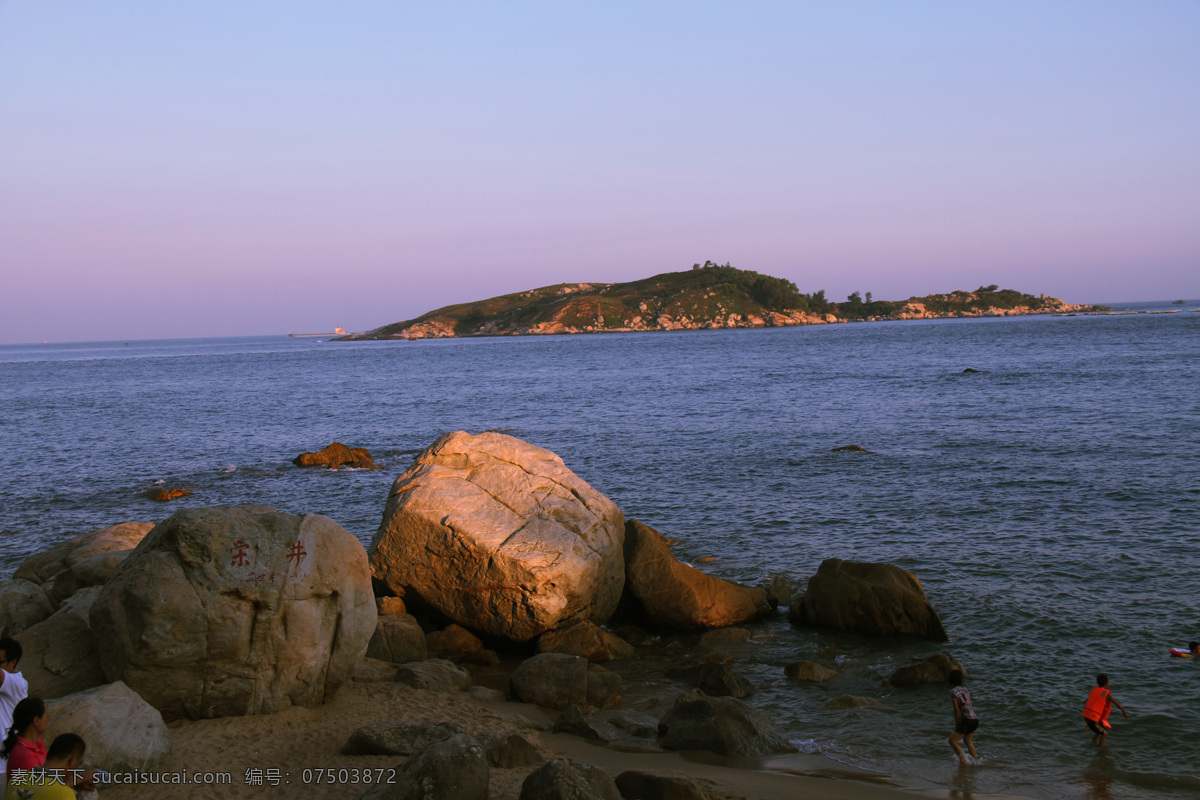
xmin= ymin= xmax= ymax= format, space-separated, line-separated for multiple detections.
xmin=784 ymin=660 xmax=838 ymax=682
xmin=143 ymin=487 xmax=190 ymax=501
xmin=831 ymin=444 xmax=871 ymax=453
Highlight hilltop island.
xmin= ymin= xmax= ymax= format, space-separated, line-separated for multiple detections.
xmin=339 ymin=264 xmax=1109 ymax=340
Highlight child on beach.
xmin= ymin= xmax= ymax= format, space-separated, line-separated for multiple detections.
xmin=1082 ymin=673 xmax=1128 ymax=746
xmin=948 ymin=669 xmax=979 ymax=765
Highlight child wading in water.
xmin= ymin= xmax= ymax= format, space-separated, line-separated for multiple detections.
xmin=948 ymin=669 xmax=979 ymax=765
xmin=1082 ymin=673 xmax=1128 ymax=746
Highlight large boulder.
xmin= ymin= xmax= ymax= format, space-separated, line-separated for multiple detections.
xmin=519 ymin=758 xmax=621 ymax=800
xmin=537 ymin=619 xmax=635 ymax=662
xmin=888 ymin=652 xmax=966 ymax=686
xmin=367 ymin=613 xmax=427 ymax=664
xmin=361 ymin=734 xmax=489 ymax=800
xmin=293 ymin=442 xmax=377 ymax=469
xmin=510 ymin=653 xmax=588 ymax=709
xmin=16 ymin=587 xmax=107 ymax=698
xmin=368 ymin=432 xmax=626 ymax=643
xmin=90 ymin=506 xmax=375 ymax=719
xmin=45 ymin=681 xmax=170 ymax=773
xmin=657 ymin=695 xmax=788 ymax=756
xmin=13 ymin=521 xmax=155 ymax=605
xmin=0 ymin=579 xmax=54 ymax=637
xmin=789 ymin=559 xmax=947 ymax=641
xmin=623 ymin=520 xmax=770 ymax=629
xmin=784 ymin=661 xmax=838 ymax=682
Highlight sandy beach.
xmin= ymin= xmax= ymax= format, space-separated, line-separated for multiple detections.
xmin=96 ymin=675 xmax=1031 ymax=800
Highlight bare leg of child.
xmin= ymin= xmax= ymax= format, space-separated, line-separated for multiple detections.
xmin=964 ymin=733 xmax=978 ymax=761
xmin=950 ymin=732 xmax=969 ymax=765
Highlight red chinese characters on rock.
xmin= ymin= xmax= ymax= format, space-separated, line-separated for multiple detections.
xmin=286 ymin=541 xmax=307 ymax=566
xmin=229 ymin=539 xmax=252 ymax=567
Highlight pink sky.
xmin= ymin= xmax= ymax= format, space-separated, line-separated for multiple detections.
xmin=2 ymin=2 xmax=1197 ymax=343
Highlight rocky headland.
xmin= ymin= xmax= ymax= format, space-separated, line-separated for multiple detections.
xmin=0 ymin=431 xmax=982 ymax=800
xmin=337 ymin=265 xmax=1109 ymax=340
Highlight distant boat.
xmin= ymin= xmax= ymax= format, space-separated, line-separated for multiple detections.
xmin=289 ymin=326 xmax=347 ymax=338
xmin=1172 ymin=299 xmax=1188 ymax=305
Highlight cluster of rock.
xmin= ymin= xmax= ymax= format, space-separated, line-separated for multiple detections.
xmin=0 ymin=429 xmax=967 ymax=789
xmin=293 ymin=441 xmax=377 ymax=469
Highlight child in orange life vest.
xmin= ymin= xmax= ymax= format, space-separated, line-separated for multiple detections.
xmin=1082 ymin=673 xmax=1128 ymax=746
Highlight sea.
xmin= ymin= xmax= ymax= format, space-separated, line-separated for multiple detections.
xmin=1 ymin=301 xmax=1197 ymax=799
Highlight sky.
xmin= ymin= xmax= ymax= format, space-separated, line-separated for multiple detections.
xmin=1 ymin=2 xmax=1198 ymax=343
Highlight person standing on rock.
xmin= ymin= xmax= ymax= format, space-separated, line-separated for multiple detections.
xmin=948 ymin=669 xmax=979 ymax=765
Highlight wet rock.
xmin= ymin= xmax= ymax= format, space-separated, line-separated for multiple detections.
xmin=657 ymin=695 xmax=788 ymax=756
xmin=0 ymin=579 xmax=54 ymax=637
xmin=789 ymin=558 xmax=947 ymax=641
xmin=609 ymin=715 xmax=658 ymax=739
xmin=623 ymin=519 xmax=770 ymax=629
xmin=821 ymin=695 xmax=884 ymax=710
xmin=698 ymin=627 xmax=751 ymax=648
xmin=831 ymin=445 xmax=870 ymax=453
xmin=144 ymin=488 xmax=191 ymax=501
xmin=763 ymin=575 xmax=792 ymax=609
xmin=888 ymin=652 xmax=966 ymax=687
xmin=369 ymin=432 xmax=625 ymax=643
xmin=394 ymin=659 xmax=471 ymax=693
xmin=784 ymin=661 xmax=838 ymax=682
xmin=466 ymin=686 xmax=507 ymax=702
xmin=615 ymin=769 xmax=707 ymax=800
xmin=293 ymin=442 xmax=377 ymax=469
xmin=519 ymin=758 xmax=621 ymax=800
xmin=341 ymin=718 xmax=461 ymax=756
xmin=367 ymin=613 xmax=427 ymax=664
xmin=46 ymin=681 xmax=171 ymax=773
xmin=694 ymin=663 xmax=754 ymax=698
xmin=553 ymin=703 xmax=606 ymax=741
xmin=586 ymin=663 xmax=623 ymax=709
xmin=91 ymin=506 xmax=375 ymax=719
xmin=362 ymin=734 xmax=488 ymax=800
xmin=538 ymin=619 xmax=635 ymax=662
xmin=511 ymin=653 xmax=588 ymax=709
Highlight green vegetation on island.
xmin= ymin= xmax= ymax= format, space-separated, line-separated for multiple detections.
xmin=341 ymin=264 xmax=1108 ymax=340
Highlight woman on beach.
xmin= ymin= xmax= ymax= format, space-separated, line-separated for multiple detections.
xmin=948 ymin=670 xmax=979 ymax=766
xmin=1 ymin=697 xmax=47 ymax=784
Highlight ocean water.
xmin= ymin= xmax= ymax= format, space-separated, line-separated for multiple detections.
xmin=1 ymin=302 xmax=1198 ymax=799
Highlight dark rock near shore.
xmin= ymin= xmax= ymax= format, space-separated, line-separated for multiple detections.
xmin=519 ymin=758 xmax=622 ymax=800
xmin=426 ymin=623 xmax=484 ymax=656
xmin=511 ymin=653 xmax=589 ymax=709
xmin=789 ymin=558 xmax=948 ymax=641
xmin=362 ymin=734 xmax=488 ymax=800
xmin=784 ymin=660 xmax=838 ymax=682
xmin=693 ymin=662 xmax=755 ymax=698
xmin=698 ymin=627 xmax=751 ymax=648
xmin=623 ymin=519 xmax=770 ymax=629
xmin=586 ymin=663 xmax=623 ymax=708
xmin=657 ymin=695 xmax=788 ymax=756
xmin=553 ymin=703 xmax=607 ymax=741
xmin=477 ymin=730 xmax=543 ymax=768
xmin=888 ymin=652 xmax=966 ymax=686
xmin=612 ymin=625 xmax=655 ymax=646
xmin=293 ymin=442 xmax=377 ymax=469
xmin=615 ymin=769 xmax=707 ymax=800
xmin=341 ymin=718 xmax=460 ymax=756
